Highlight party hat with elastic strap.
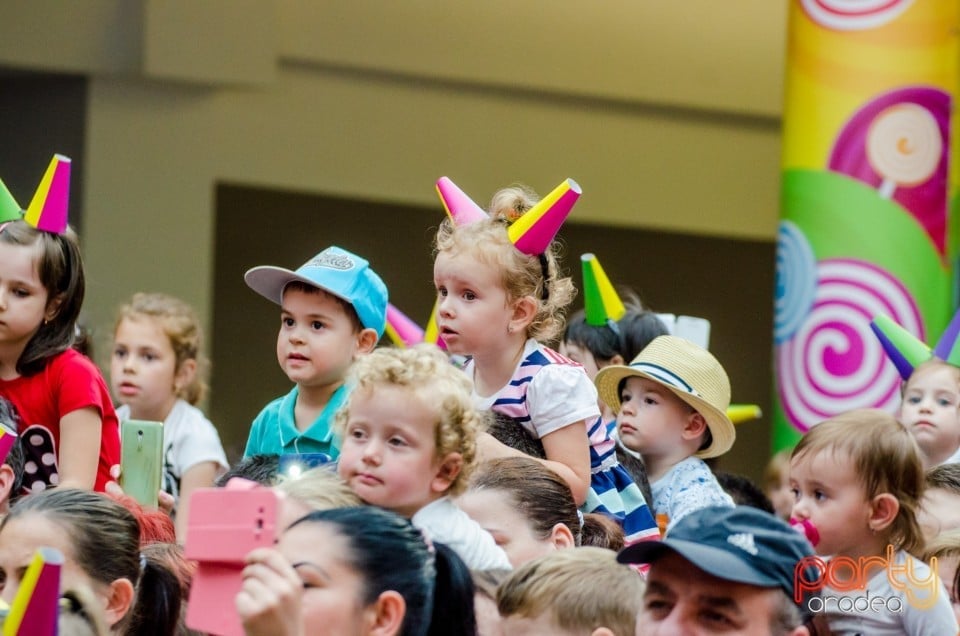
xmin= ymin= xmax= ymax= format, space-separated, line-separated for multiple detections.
xmin=933 ymin=308 xmax=960 ymax=367
xmin=384 ymin=303 xmax=425 ymax=348
xmin=2 ymin=547 xmax=63 ymax=636
xmin=869 ymin=314 xmax=932 ymax=380
xmin=507 ymin=178 xmax=581 ymax=255
xmin=435 ymin=177 xmax=488 ymax=226
xmin=0 ymin=180 xmax=22 ymax=223
xmin=581 ymin=253 xmax=626 ymax=327
xmin=24 ymin=154 xmax=71 ymax=234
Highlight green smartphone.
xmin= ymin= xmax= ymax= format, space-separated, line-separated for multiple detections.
xmin=120 ymin=420 xmax=164 ymax=508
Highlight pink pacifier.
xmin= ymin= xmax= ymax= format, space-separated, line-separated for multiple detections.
xmin=790 ymin=517 xmax=820 ymax=547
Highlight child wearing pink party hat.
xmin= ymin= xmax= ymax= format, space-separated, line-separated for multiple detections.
xmin=0 ymin=156 xmax=120 ymax=492
xmin=432 ymin=177 xmax=659 ymax=543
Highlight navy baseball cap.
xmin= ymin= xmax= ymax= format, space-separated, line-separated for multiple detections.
xmin=617 ymin=505 xmax=814 ymax=600
xmin=245 ymin=246 xmax=388 ymax=337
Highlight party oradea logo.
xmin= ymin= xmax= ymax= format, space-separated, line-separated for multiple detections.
xmin=794 ymin=545 xmax=939 ymax=614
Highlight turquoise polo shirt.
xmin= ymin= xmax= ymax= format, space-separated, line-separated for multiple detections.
xmin=243 ymin=384 xmax=347 ymax=458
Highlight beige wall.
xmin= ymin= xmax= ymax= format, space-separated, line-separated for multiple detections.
xmin=1 ymin=1 xmax=786 ymax=472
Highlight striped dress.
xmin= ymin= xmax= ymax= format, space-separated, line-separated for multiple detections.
xmin=467 ymin=339 xmax=660 ymax=544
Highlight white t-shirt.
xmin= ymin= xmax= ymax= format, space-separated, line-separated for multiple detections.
xmin=411 ymin=497 xmax=512 ymax=571
xmin=823 ymin=549 xmax=957 ymax=635
xmin=117 ymin=399 xmax=228 ymax=502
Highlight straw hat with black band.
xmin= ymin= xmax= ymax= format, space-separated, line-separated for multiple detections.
xmin=594 ymin=335 xmax=735 ymax=459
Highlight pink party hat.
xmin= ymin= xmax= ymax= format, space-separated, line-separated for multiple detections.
xmin=0 ymin=427 xmax=17 ymax=466
xmin=385 ymin=303 xmax=425 ymax=348
xmin=933 ymin=308 xmax=960 ymax=367
xmin=435 ymin=177 xmax=488 ymax=226
xmin=870 ymin=314 xmax=931 ymax=380
xmin=24 ymin=155 xmax=71 ymax=234
xmin=0 ymin=179 xmax=22 ymax=223
xmin=581 ymin=253 xmax=625 ymax=327
xmin=3 ymin=547 xmax=63 ymax=635
xmin=507 ymin=178 xmax=581 ymax=255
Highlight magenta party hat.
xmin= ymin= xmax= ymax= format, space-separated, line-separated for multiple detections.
xmin=3 ymin=547 xmax=63 ymax=635
xmin=869 ymin=314 xmax=933 ymax=379
xmin=581 ymin=253 xmax=626 ymax=327
xmin=0 ymin=427 xmax=17 ymax=466
xmin=384 ymin=303 xmax=425 ymax=348
xmin=435 ymin=177 xmax=488 ymax=226
xmin=24 ymin=154 xmax=71 ymax=234
xmin=507 ymin=178 xmax=581 ymax=255
xmin=0 ymin=179 xmax=22 ymax=224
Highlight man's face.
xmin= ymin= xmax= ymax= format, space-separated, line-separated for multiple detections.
xmin=637 ymin=552 xmax=802 ymax=635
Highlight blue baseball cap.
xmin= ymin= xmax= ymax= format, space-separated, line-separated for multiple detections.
xmin=617 ymin=506 xmax=814 ymax=601
xmin=244 ymin=246 xmax=388 ymax=337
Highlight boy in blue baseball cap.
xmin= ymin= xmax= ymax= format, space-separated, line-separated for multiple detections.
xmin=242 ymin=246 xmax=388 ymax=459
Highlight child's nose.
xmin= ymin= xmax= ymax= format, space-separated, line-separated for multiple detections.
xmin=361 ymin=440 xmax=381 ymax=464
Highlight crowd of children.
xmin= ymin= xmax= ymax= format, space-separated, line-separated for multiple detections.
xmin=0 ymin=159 xmax=959 ymax=635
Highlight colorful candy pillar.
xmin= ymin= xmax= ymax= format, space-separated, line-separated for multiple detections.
xmin=775 ymin=0 xmax=960 ymax=449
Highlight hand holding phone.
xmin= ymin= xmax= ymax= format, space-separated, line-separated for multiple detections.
xmin=120 ymin=420 xmax=163 ymax=508
xmin=184 ymin=480 xmax=279 ymax=636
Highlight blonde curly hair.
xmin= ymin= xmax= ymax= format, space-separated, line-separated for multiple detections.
xmin=334 ymin=344 xmax=482 ymax=496
xmin=434 ymin=184 xmax=576 ymax=343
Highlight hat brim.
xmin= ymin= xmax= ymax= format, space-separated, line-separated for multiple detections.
xmin=244 ymin=266 xmax=353 ymax=308
xmin=617 ymin=538 xmax=780 ymax=590
xmin=595 ymin=365 xmax=735 ymax=459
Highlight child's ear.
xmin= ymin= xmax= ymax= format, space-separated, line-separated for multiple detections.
xmin=44 ymin=294 xmax=64 ymax=322
xmin=608 ymin=354 xmax=625 ymax=366
xmin=431 ymin=452 xmax=463 ymax=494
xmin=508 ymin=296 xmax=537 ymax=335
xmin=549 ymin=522 xmax=575 ymax=549
xmin=365 ymin=590 xmax=406 ymax=636
xmin=681 ymin=412 xmax=707 ymax=441
xmin=355 ymin=328 xmax=379 ymax=355
xmin=869 ymin=493 xmax=900 ymax=532
xmin=174 ymin=358 xmax=197 ymax=395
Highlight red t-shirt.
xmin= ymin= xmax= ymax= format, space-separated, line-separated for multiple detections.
xmin=0 ymin=349 xmax=121 ymax=492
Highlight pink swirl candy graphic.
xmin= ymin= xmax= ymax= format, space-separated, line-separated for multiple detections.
xmin=776 ymin=258 xmax=923 ymax=432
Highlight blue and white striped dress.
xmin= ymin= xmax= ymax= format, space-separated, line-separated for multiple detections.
xmin=467 ymin=339 xmax=660 ymax=544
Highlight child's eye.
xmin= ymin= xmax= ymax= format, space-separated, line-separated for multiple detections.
xmin=12 ymin=288 xmax=29 ymax=298
xmin=282 ymin=317 xmax=295 ymax=327
xmin=906 ymin=396 xmax=921 ymax=405
xmin=348 ymin=428 xmax=366 ymax=440
xmin=790 ymin=487 xmax=800 ymax=500
xmin=814 ymin=490 xmax=827 ymax=501
xmin=644 ymin=397 xmax=658 ymax=406
xmin=462 ymin=291 xmax=476 ymax=301
xmin=388 ymin=437 xmax=407 ymax=447
xmin=939 ymin=398 xmax=954 ymax=407
xmin=436 ymin=287 xmax=448 ymax=298
xmin=113 ymin=347 xmax=127 ymax=359
xmin=311 ymin=321 xmax=325 ymax=330
xmin=142 ymin=353 xmax=157 ymax=362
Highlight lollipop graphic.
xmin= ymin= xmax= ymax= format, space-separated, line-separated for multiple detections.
xmin=800 ymin=0 xmax=915 ymax=31
xmin=776 ymin=258 xmax=923 ymax=432
xmin=775 ymin=221 xmax=818 ymax=344
xmin=866 ymin=103 xmax=942 ymax=199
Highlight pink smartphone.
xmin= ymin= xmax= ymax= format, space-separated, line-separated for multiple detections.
xmin=184 ymin=485 xmax=278 ymax=636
